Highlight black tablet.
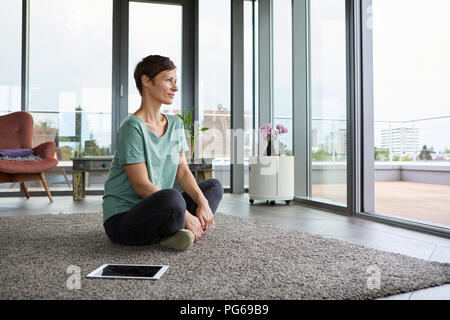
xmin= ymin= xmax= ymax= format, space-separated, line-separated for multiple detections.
xmin=86 ymin=264 xmax=169 ymax=280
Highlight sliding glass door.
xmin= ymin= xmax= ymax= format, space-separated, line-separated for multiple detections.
xmin=113 ymin=0 xmax=195 ymax=152
xmin=273 ymin=0 xmax=293 ymax=157
xmin=197 ymin=0 xmax=231 ymax=188
xmin=293 ymin=0 xmax=350 ymax=211
xmin=308 ymin=0 xmax=347 ymax=206
xmin=292 ymin=0 xmax=449 ymax=235
xmin=368 ymin=0 xmax=450 ymax=230
xmin=128 ymin=1 xmax=183 ymax=115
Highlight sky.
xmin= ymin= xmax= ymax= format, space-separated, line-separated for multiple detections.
xmin=308 ymin=0 xmax=450 ymax=152
xmin=372 ymin=0 xmax=450 ymax=151
xmin=372 ymin=0 xmax=450 ymax=122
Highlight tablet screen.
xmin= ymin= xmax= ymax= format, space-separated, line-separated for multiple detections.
xmin=101 ymin=265 xmax=163 ymax=277
xmin=86 ymin=264 xmax=169 ymax=279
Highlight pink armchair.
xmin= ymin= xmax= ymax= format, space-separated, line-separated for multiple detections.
xmin=0 ymin=111 xmax=58 ymax=202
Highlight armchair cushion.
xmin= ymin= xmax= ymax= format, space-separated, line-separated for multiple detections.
xmin=0 ymin=155 xmax=42 ymax=161
xmin=0 ymin=149 xmax=34 ymax=158
xmin=0 ymin=158 xmax=58 ymax=174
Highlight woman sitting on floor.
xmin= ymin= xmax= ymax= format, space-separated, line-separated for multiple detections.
xmin=102 ymin=55 xmax=223 ymax=250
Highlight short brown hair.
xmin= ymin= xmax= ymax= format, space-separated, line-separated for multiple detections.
xmin=133 ymin=55 xmax=176 ymax=95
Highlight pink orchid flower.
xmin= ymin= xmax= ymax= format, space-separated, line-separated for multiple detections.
xmin=259 ymin=123 xmax=288 ymax=140
xmin=276 ymin=124 xmax=288 ymax=134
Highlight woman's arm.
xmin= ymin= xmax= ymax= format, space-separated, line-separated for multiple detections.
xmin=175 ymin=152 xmax=213 ymax=230
xmin=123 ymin=162 xmax=160 ymax=198
xmin=175 ymin=152 xmax=208 ymax=206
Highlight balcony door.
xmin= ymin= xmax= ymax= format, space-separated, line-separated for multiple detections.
xmin=308 ymin=0 xmax=348 ymax=207
xmin=128 ymin=1 xmax=183 ymax=115
xmin=113 ymin=0 xmax=195 ymax=150
xmin=293 ymin=0 xmax=349 ymax=211
xmin=364 ymin=0 xmax=450 ymax=232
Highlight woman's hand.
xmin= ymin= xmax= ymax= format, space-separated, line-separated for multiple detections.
xmin=196 ymin=201 xmax=214 ymax=231
xmin=185 ymin=211 xmax=203 ymax=241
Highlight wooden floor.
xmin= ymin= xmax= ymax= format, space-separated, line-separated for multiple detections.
xmin=0 ymin=193 xmax=449 ymax=300
xmin=312 ymin=181 xmax=450 ymax=227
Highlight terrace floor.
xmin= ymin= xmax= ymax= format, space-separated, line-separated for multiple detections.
xmin=312 ymin=181 xmax=450 ymax=227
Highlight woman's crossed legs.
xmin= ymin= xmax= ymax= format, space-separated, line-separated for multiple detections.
xmin=103 ymin=178 xmax=223 ymax=246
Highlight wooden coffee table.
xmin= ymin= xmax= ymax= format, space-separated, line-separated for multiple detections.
xmin=72 ymin=156 xmax=113 ymax=200
xmin=188 ymin=159 xmax=213 ymax=182
xmin=71 ymin=156 xmax=213 ymax=200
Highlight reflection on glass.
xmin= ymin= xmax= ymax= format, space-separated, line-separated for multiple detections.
xmin=198 ymin=0 xmax=231 ymax=188
xmin=0 ymin=1 xmax=22 ymax=115
xmin=26 ymin=0 xmax=113 ymax=191
xmin=309 ymin=0 xmax=347 ymax=206
xmin=372 ymin=0 xmax=450 ymax=228
xmin=273 ymin=0 xmax=292 ymax=155
xmin=128 ymin=2 xmax=182 ymax=115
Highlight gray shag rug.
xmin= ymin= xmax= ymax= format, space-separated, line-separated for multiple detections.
xmin=0 ymin=212 xmax=449 ymax=300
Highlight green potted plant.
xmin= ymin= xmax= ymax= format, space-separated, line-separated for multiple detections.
xmin=177 ymin=107 xmax=209 ymax=160
xmin=177 ymin=108 xmax=213 ymax=180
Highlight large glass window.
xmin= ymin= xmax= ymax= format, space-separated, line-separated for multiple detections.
xmin=28 ymin=0 xmax=113 ymax=191
xmin=272 ymin=0 xmax=292 ymax=156
xmin=0 ymin=1 xmax=22 ymax=115
xmin=128 ymin=2 xmax=182 ymax=115
xmin=198 ymin=0 xmax=231 ymax=188
xmin=309 ymin=0 xmax=347 ymax=206
xmin=372 ymin=0 xmax=450 ymax=228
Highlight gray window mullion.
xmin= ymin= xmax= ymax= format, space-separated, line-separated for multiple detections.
xmin=183 ymin=0 xmax=196 ymax=122
xmin=361 ymin=0 xmax=375 ymax=213
xmin=111 ymin=0 xmax=128 ymax=153
xmin=258 ymin=0 xmax=272 ymax=134
xmin=21 ymin=0 xmax=30 ymax=112
xmin=346 ymin=0 xmax=362 ymax=215
xmin=292 ymin=0 xmax=309 ymax=198
xmin=231 ymin=0 xmax=244 ymax=194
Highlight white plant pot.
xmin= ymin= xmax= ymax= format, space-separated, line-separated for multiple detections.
xmin=248 ymin=155 xmax=294 ymax=204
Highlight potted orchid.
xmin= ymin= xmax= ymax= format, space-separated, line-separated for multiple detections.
xmin=259 ymin=123 xmax=288 ymax=156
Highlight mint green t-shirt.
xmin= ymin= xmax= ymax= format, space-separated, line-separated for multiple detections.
xmin=102 ymin=114 xmax=189 ymax=222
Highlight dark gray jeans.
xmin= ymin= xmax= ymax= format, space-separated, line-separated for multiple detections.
xmin=103 ymin=178 xmax=223 ymax=246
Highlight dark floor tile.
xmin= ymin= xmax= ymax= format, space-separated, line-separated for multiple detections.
xmin=348 ymin=216 xmax=450 ymax=248
xmin=429 ymin=245 xmax=450 ymax=263
xmin=409 ymin=284 xmax=450 ymax=300
xmin=320 ymin=233 xmax=435 ymax=261
xmin=0 ymin=196 xmax=102 ymax=216
xmin=376 ymin=292 xmax=411 ymax=300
